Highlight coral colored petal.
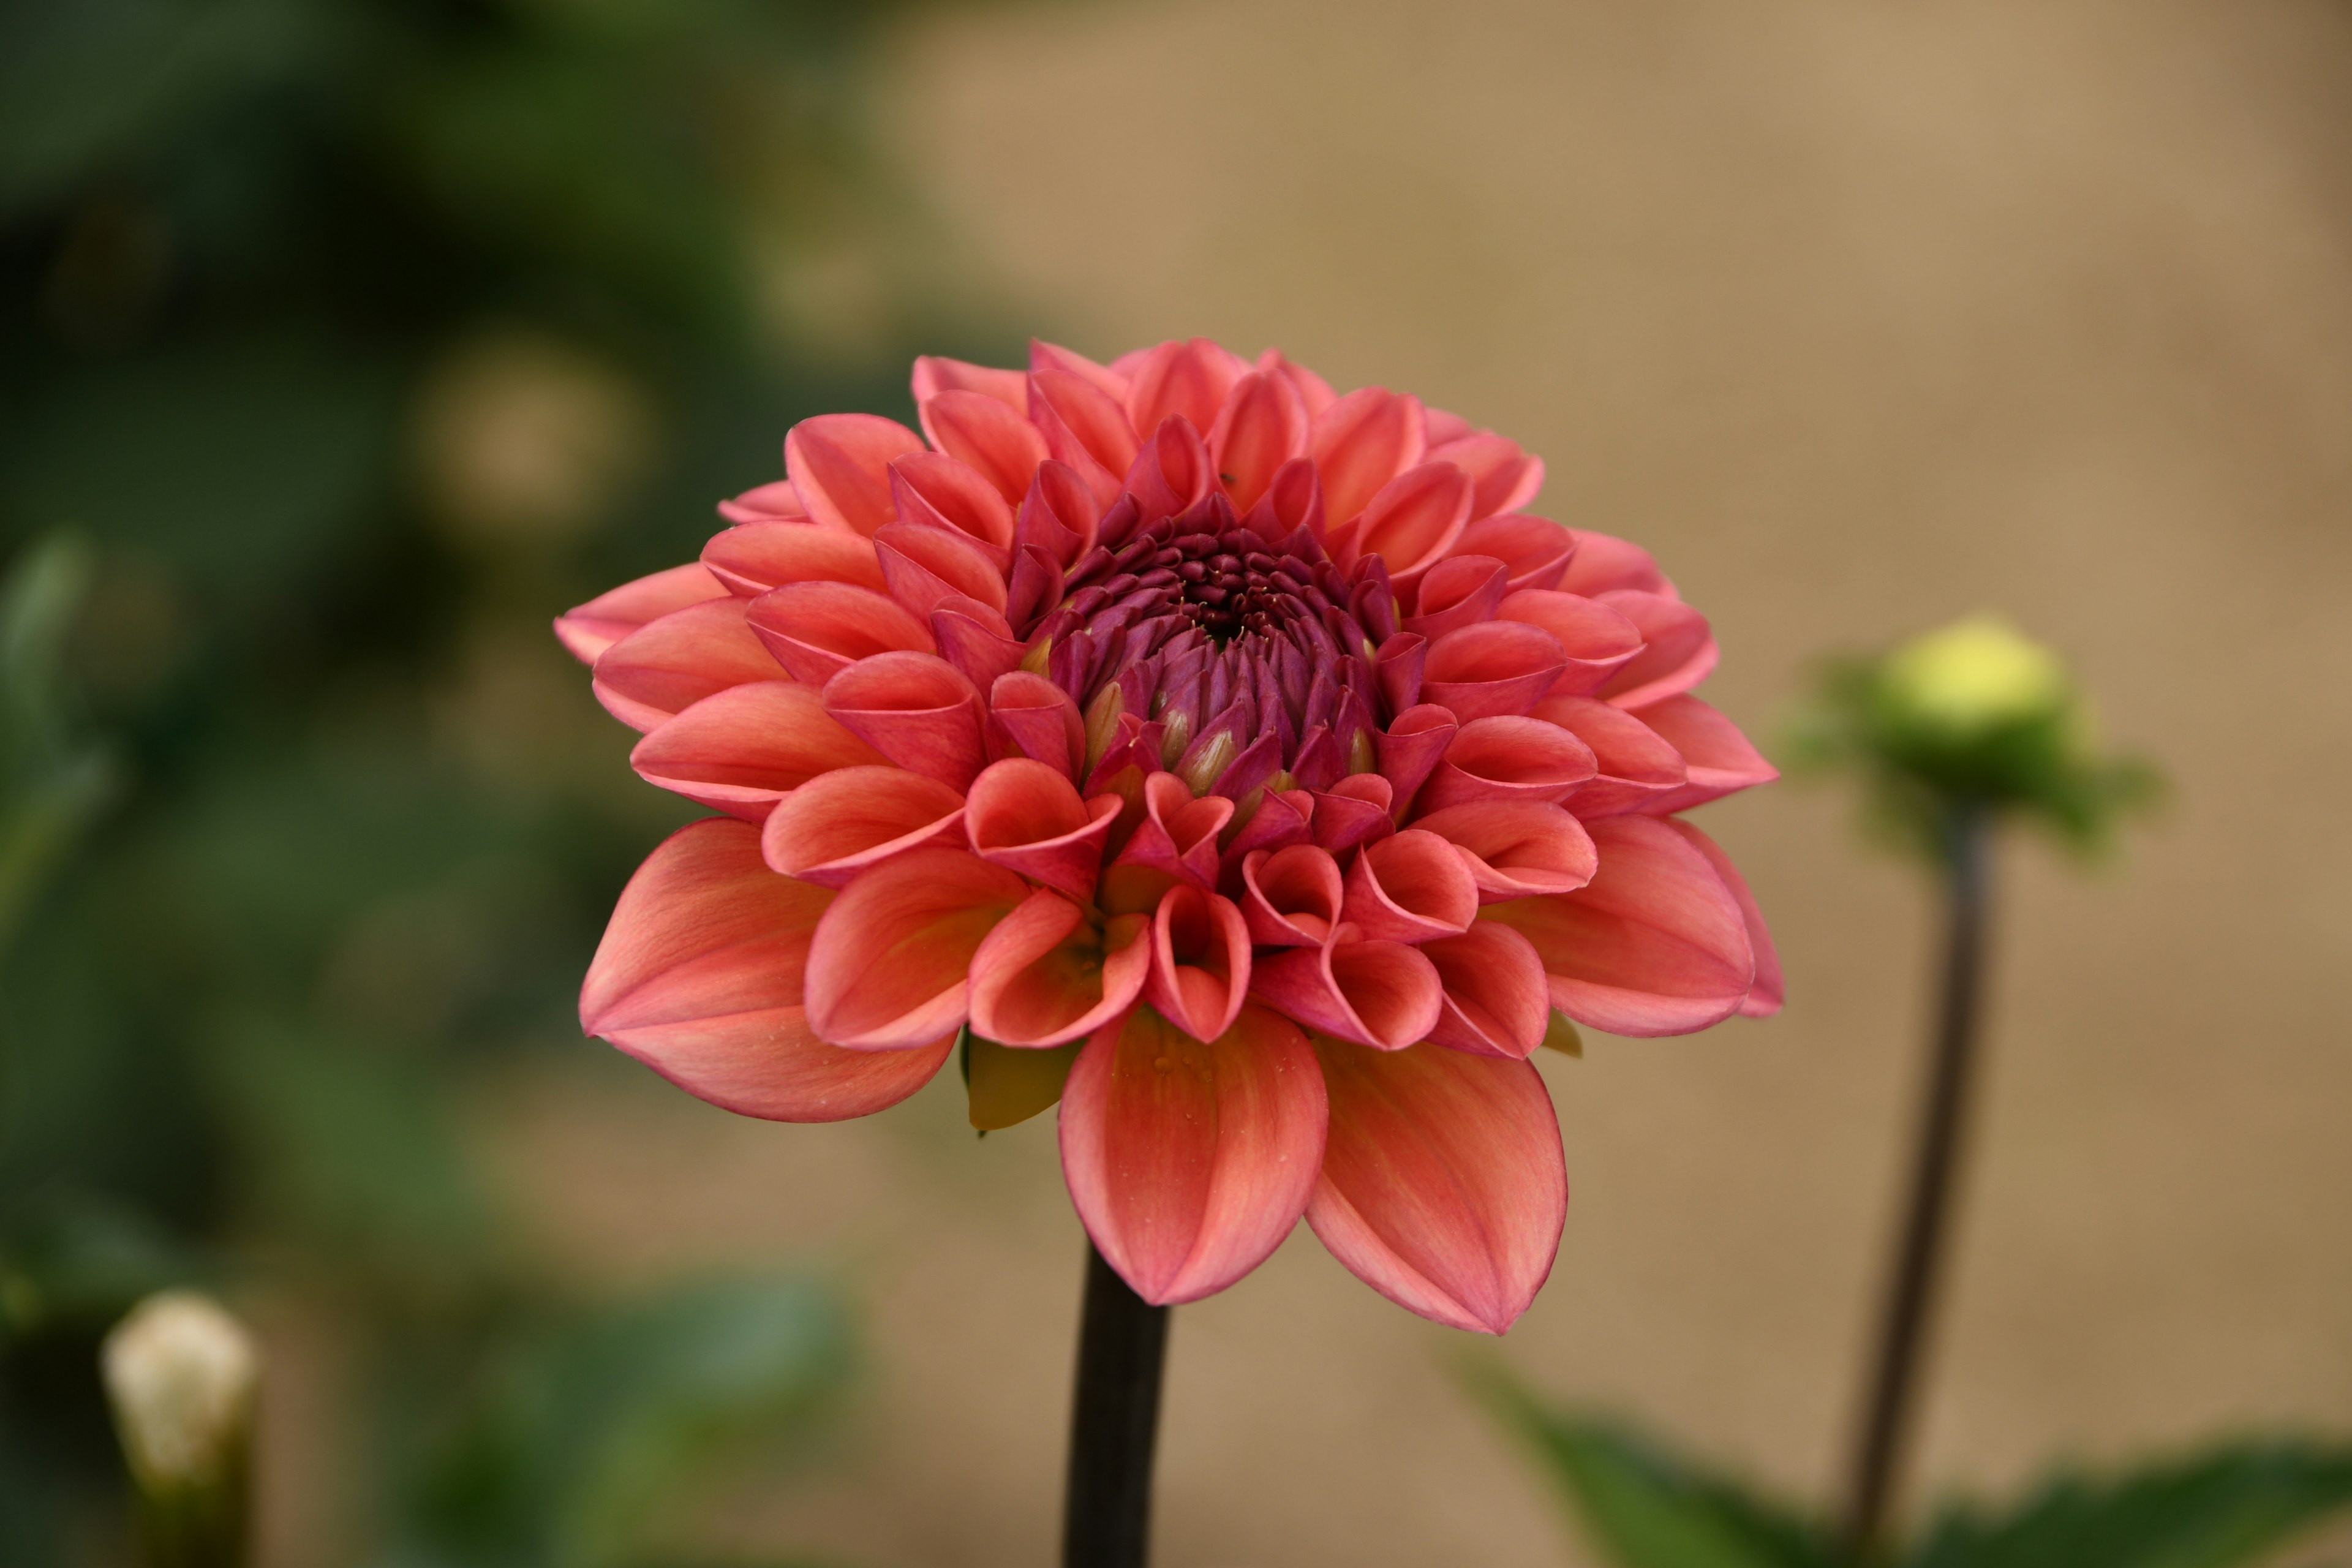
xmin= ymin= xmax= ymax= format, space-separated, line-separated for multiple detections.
xmin=1349 ymin=462 xmax=1474 ymax=579
xmin=1251 ymin=936 xmax=1442 ymax=1051
xmin=987 ymin=671 xmax=1087 ymax=781
xmin=821 ymin=651 xmax=987 ymax=790
xmin=1209 ymin=370 xmax=1311 ymax=513
xmin=1632 ymin=695 xmax=1780 ymax=814
xmin=1452 ymin=514 xmax=1576 ymax=594
xmin=557 ymin=563 xmax=729 ymax=664
xmin=1422 ymin=620 xmax=1570 ymax=722
xmin=1145 ymin=884 xmax=1253 ymax=1043
xmin=1029 ymin=369 xmax=1140 ymax=511
xmin=1414 ymin=715 xmax=1597 ymax=813
xmin=701 ymin=522 xmax=885 ymax=599
xmin=1667 ymin=820 xmax=1782 ymax=1019
xmin=968 ymin=892 xmax=1152 ymax=1047
xmin=890 ymin=453 xmax=1016 ymax=562
xmin=1497 ymin=589 xmax=1645 ymax=696
xmin=1240 ymin=844 xmax=1348 ymax=946
xmin=1111 ymin=771 xmax=1234 ymax=890
xmin=1307 ymin=1039 xmax=1564 ymax=1334
xmin=786 ymin=413 xmax=927 ymax=537
xmin=747 ymin=581 xmax=933 ymax=685
xmin=594 ymin=597 xmax=786 ymax=733
xmin=965 ymin=757 xmax=1121 ymax=900
xmin=1403 ymin=554 xmax=1510 ymax=640
xmin=1411 ymin=801 xmax=1597 ymax=901
xmin=1257 ymin=349 xmax=1337 ymax=420
xmin=921 ymin=389 xmax=1050 ymax=504
xmin=1559 ymin=528 xmax=1669 ymax=597
xmin=1341 ymin=829 xmax=1480 ymax=943
xmin=1429 ymin=432 xmax=1544 ymax=521
xmin=716 ymin=478 xmax=808 ymax=527
xmin=912 ymin=354 xmax=1027 ymax=411
xmin=760 ymin=765 xmax=966 ymax=888
xmin=1311 ymin=388 xmax=1428 ymax=526
xmin=873 ymin=519 xmax=1009 ymax=620
xmin=1030 ymin=338 xmax=1134 ymax=401
xmin=582 ymin=818 xmax=950 ymax=1121
xmin=1596 ymin=591 xmax=1719 ymax=707
xmin=1482 ymin=815 xmax=1754 ymax=1037
xmin=1125 ymin=337 xmax=1250 ymax=442
xmin=631 ymin=681 xmax=885 ymax=820
xmin=803 ymin=848 xmax=1027 ymax=1048
xmin=1532 ymin=693 xmax=1689 ymax=817
xmin=1421 ymin=922 xmax=1551 ymax=1058
xmin=1060 ymin=1004 xmax=1327 ymax=1305
xmin=1310 ymin=775 xmax=1398 ymax=856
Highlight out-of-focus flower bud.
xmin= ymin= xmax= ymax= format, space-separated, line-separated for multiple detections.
xmin=1878 ymin=615 xmax=2068 ymax=740
xmin=103 ymin=1290 xmax=257 ymax=1568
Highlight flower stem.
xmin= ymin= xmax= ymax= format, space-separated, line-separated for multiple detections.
xmin=1840 ymin=803 xmax=1994 ymax=1559
xmin=1063 ymin=1243 xmax=1171 ymax=1568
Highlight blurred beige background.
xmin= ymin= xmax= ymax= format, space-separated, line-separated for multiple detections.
xmin=473 ymin=2 xmax=2352 ymax=1563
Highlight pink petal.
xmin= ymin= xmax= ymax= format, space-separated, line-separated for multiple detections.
xmin=1346 ymin=461 xmax=1474 ymax=581
xmin=1403 ymin=554 xmax=1510 ymax=639
xmin=1208 ymin=370 xmax=1310 ymax=513
xmin=761 ymin=765 xmax=967 ymax=888
xmin=1215 ymin=785 xmax=1314 ymax=882
xmin=1534 ymin=693 xmax=1689 ymax=817
xmin=593 ymin=597 xmax=786 ymax=733
xmin=1030 ymin=338 xmax=1134 ymax=401
xmin=1497 ymin=590 xmax=1644 ymax=696
xmin=1481 ymin=814 xmax=1755 ymax=1037
xmin=873 ymin=519 xmax=1009 ymax=620
xmin=1596 ymin=591 xmax=1719 ymax=707
xmin=1310 ymin=775 xmax=1398 ymax=856
xmin=1256 ymin=349 xmax=1338 ymax=420
xmin=920 ymin=389 xmax=1050 ymax=504
xmin=1632 ymin=695 xmax=1779 ymax=814
xmin=1452 ymin=514 xmax=1575 ymax=594
xmin=1242 ymin=456 xmax=1327 ymax=538
xmin=556 ymin=563 xmax=729 ymax=664
xmin=1124 ymin=337 xmax=1250 ymax=442
xmin=1422 ymin=407 xmax=1474 ymax=447
xmin=1109 ymin=771 xmax=1234 ymax=891
xmin=986 ymin=671 xmax=1087 ymax=781
xmin=1428 ymin=432 xmax=1544 ymax=520
xmin=1060 ymin=1003 xmax=1327 ymax=1305
xmin=964 ymin=756 xmax=1121 ymax=900
xmin=716 ymin=478 xmax=808 ymax=527
xmin=802 ymin=848 xmax=1028 ymax=1048
xmin=1667 ymin=820 xmax=1782 ymax=1019
xmin=746 ymin=580 xmax=933 ymax=685
xmin=1123 ymin=416 xmax=1213 ymax=524
xmin=968 ymin=892 xmax=1152 ymax=1047
xmin=1411 ymin=801 xmax=1597 ymax=901
xmin=1559 ymin=528 xmax=1669 ymax=597
xmin=1341 ymin=829 xmax=1479 ymax=943
xmin=1420 ymin=922 xmax=1551 ymax=1058
xmin=1422 ymin=620 xmax=1570 ymax=722
xmin=785 ymin=413 xmax=927 ymax=537
xmin=821 ymin=651 xmax=987 ymax=790
xmin=1030 ymin=368 xmax=1141 ymax=511
xmin=582 ymin=818 xmax=951 ymax=1121
xmin=701 ymin=521 xmax=886 ymax=598
xmin=1374 ymin=704 xmax=1460 ymax=813
xmin=1307 ymin=1039 xmax=1564 ymax=1334
xmin=932 ymin=603 xmax=1028 ymax=691
xmin=1240 ymin=843 xmax=1347 ymax=947
xmin=911 ymin=354 xmax=1027 ymax=411
xmin=890 ymin=453 xmax=1016 ymax=563
xmin=1413 ymin=716 xmax=1597 ymax=813
xmin=1310 ymin=388 xmax=1428 ymax=527
xmin=1146 ymin=884 xmax=1253 ymax=1042
xmin=631 ymin=680 xmax=884 ymax=820
xmin=1252 ymin=934 xmax=1442 ymax=1051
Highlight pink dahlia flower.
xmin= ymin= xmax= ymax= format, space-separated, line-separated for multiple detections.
xmin=561 ymin=339 xmax=1780 ymax=1333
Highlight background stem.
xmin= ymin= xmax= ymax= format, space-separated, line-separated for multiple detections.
xmin=1840 ymin=804 xmax=1994 ymax=1559
xmin=1063 ymin=1243 xmax=1171 ymax=1568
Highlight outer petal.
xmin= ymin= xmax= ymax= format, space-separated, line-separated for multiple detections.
xmin=920 ymin=389 xmax=1050 ymax=504
xmin=1412 ymin=715 xmax=1597 ymax=813
xmin=1341 ymin=829 xmax=1479 ymax=943
xmin=1060 ymin=1004 xmax=1327 ymax=1305
xmin=1429 ymin=431 xmax=1544 ymax=521
xmin=1452 ymin=514 xmax=1575 ymax=594
xmin=890 ymin=452 xmax=1016 ymax=562
xmin=593 ymin=597 xmax=787 ymax=733
xmin=1307 ymin=1039 xmax=1566 ymax=1335
xmin=987 ymin=671 xmax=1087 ymax=781
xmin=1496 ymin=589 xmax=1643 ymax=696
xmin=1558 ymin=527 xmax=1668 ymax=597
xmin=1310 ymin=388 xmax=1427 ymax=526
xmin=1208 ymin=369 xmax=1310 ymax=513
xmin=1422 ymin=620 xmax=1570 ymax=722
xmin=1403 ymin=554 xmax=1510 ymax=640
xmin=821 ymin=651 xmax=987 ymax=790
xmin=581 ymin=819 xmax=950 ymax=1121
xmin=556 ymin=563 xmax=728 ymax=664
xmin=786 ymin=413 xmax=927 ymax=537
xmin=1534 ymin=693 xmax=1688 ymax=818
xmin=1666 ymin=820 xmax=1782 ymax=1019
xmin=1345 ymin=461 xmax=1472 ymax=581
xmin=1420 ymin=922 xmax=1551 ymax=1058
xmin=1124 ymin=337 xmax=1249 ymax=442
xmin=1596 ymin=590 xmax=1717 ymax=707
xmin=1632 ymin=695 xmax=1779 ymax=814
xmin=716 ymin=478 xmax=808 ymax=527
xmin=630 ymin=681 xmax=885 ymax=820
xmin=968 ymin=891 xmax=1152 ymax=1047
xmin=1252 ymin=934 xmax=1442 ymax=1051
xmin=761 ymin=765 xmax=966 ymax=888
xmin=1411 ymin=801 xmax=1597 ymax=902
xmin=1240 ymin=844 xmax=1347 ymax=947
xmin=1482 ymin=815 xmax=1754 ymax=1037
xmin=747 ymin=580 xmax=933 ymax=685
xmin=803 ymin=848 xmax=1027 ymax=1049
xmin=701 ymin=522 xmax=885 ymax=599
xmin=912 ymin=354 xmax=1027 ymax=410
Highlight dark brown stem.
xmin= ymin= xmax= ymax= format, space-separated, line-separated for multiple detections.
xmin=1063 ymin=1243 xmax=1171 ymax=1568
xmin=1840 ymin=804 xmax=1994 ymax=1560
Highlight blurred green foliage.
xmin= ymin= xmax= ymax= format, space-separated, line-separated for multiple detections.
xmin=0 ymin=0 xmax=1019 ymax=1559
xmin=1479 ymin=1375 xmax=2352 ymax=1568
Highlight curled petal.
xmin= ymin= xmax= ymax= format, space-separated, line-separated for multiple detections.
xmin=873 ymin=519 xmax=1009 ymax=619
xmin=1559 ymin=528 xmax=1669 ymax=597
xmin=1341 ymin=829 xmax=1479 ymax=943
xmin=1029 ymin=369 xmax=1138 ymax=511
xmin=556 ymin=564 xmax=728 ymax=664
xmin=1411 ymin=801 xmax=1597 ymax=901
xmin=1422 ymin=620 xmax=1570 ymax=722
xmin=1420 ymin=922 xmax=1551 ymax=1058
xmin=1240 ymin=844 xmax=1347 ymax=947
xmin=1596 ymin=591 xmax=1718 ymax=707
xmin=1306 ymin=1039 xmax=1564 ymax=1333
xmin=702 ymin=522 xmax=884 ymax=598
xmin=1497 ymin=589 xmax=1643 ymax=696
xmin=1252 ymin=934 xmax=1442 ymax=1051
xmin=716 ymin=478 xmax=808 ymax=527
xmin=1632 ymin=695 xmax=1779 ymax=814
xmin=1482 ymin=815 xmax=1754 ymax=1037
xmin=1125 ymin=337 xmax=1250 ymax=441
xmin=786 ymin=413 xmax=927 ymax=537
xmin=932 ymin=604 xmax=1028 ymax=691
xmin=1310 ymin=775 xmax=1396 ymax=856
xmin=1533 ymin=693 xmax=1688 ymax=817
xmin=965 ymin=757 xmax=1122 ymax=899
xmin=921 ymin=389 xmax=1050 ymax=504
xmin=594 ymin=597 xmax=786 ymax=733
xmin=803 ymin=848 xmax=1027 ymax=1049
xmin=761 ymin=765 xmax=966 ymax=888
xmin=1031 ymin=338 xmax=1133 ymax=400
xmin=582 ymin=819 xmax=950 ymax=1121
xmin=1346 ymin=461 xmax=1472 ymax=580
xmin=1414 ymin=715 xmax=1597 ymax=813
xmin=890 ymin=453 xmax=1016 ymax=562
xmin=1311 ymin=387 xmax=1427 ymax=526
xmin=1403 ymin=554 xmax=1510 ymax=640
xmin=1111 ymin=771 xmax=1234 ymax=891
xmin=1428 ymin=431 xmax=1544 ymax=521
xmin=822 ymin=651 xmax=987 ymax=791
xmin=632 ymin=681 xmax=883 ymax=820
xmin=987 ymin=671 xmax=1087 ymax=781
xmin=1452 ymin=513 xmax=1575 ymax=594
xmin=747 ymin=581 xmax=933 ymax=685
xmin=1060 ymin=1004 xmax=1327 ymax=1305
xmin=968 ymin=891 xmax=1152 ymax=1047
xmin=1374 ymin=704 xmax=1459 ymax=814
xmin=912 ymin=354 xmax=1027 ymax=410
xmin=1257 ymin=347 xmax=1336 ymax=420
xmin=1123 ymin=416 xmax=1213 ymax=523
xmin=1208 ymin=369 xmax=1310 ymax=513
xmin=1216 ymin=786 xmax=1314 ymax=883
xmin=1667 ymin=820 xmax=1782 ymax=1019
xmin=1147 ymin=884 xmax=1253 ymax=1042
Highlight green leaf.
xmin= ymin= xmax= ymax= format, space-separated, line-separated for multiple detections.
xmin=1906 ymin=1439 xmax=2352 ymax=1568
xmin=1473 ymin=1370 xmax=1836 ymax=1568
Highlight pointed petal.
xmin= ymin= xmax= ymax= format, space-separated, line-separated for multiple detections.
xmin=716 ymin=478 xmax=808 ymax=527
xmin=1412 ymin=715 xmax=1597 ymax=813
xmin=1422 ymin=620 xmax=1570 ymax=722
xmin=1109 ymin=771 xmax=1233 ymax=891
xmin=912 ymin=354 xmax=1027 ymax=410
xmin=1596 ymin=591 xmax=1718 ymax=707
xmin=1060 ymin=1004 xmax=1327 ymax=1305
xmin=968 ymin=892 xmax=1152 ymax=1047
xmin=1208 ymin=370 xmax=1311 ymax=513
xmin=1532 ymin=693 xmax=1689 ymax=817
xmin=803 ymin=848 xmax=1028 ymax=1049
xmin=1421 ymin=922 xmax=1551 ymax=1058
xmin=1145 ymin=884 xmax=1253 ymax=1042
xmin=1481 ymin=815 xmax=1754 ymax=1036
xmin=1559 ymin=528 xmax=1670 ymax=597
xmin=821 ymin=651 xmax=987 ymax=790
xmin=1411 ymin=801 xmax=1597 ymax=901
xmin=786 ymin=413 xmax=927 ymax=537
xmin=1402 ymin=554 xmax=1510 ymax=640
xmin=889 ymin=452 xmax=1017 ymax=562
xmin=1452 ymin=513 xmax=1575 ymax=593
xmin=747 ymin=581 xmax=933 ymax=685
xmin=1632 ymin=695 xmax=1779 ymax=814
xmin=760 ymin=765 xmax=967 ymax=888
xmin=631 ymin=680 xmax=884 ymax=819
xmin=593 ymin=597 xmax=786 ymax=733
xmin=1310 ymin=388 xmax=1428 ymax=526
xmin=1310 ymin=775 xmax=1397 ymax=856
xmin=1341 ymin=828 xmax=1479 ymax=943
xmin=1667 ymin=820 xmax=1782 ymax=1019
xmin=964 ymin=757 xmax=1121 ymax=899
xmin=557 ymin=564 xmax=728 ymax=664
xmin=1125 ymin=337 xmax=1249 ymax=442
xmin=1428 ymin=431 xmax=1544 ymax=520
xmin=1307 ymin=1039 xmax=1564 ymax=1333
xmin=920 ymin=389 xmax=1050 ymax=504
xmin=1498 ymin=589 xmax=1645 ymax=696
xmin=1347 ymin=461 xmax=1474 ymax=580
xmin=987 ymin=671 xmax=1087 ymax=781
xmin=1251 ymin=935 xmax=1442 ymax=1051
xmin=702 ymin=522 xmax=886 ymax=598
xmin=582 ymin=818 xmax=950 ymax=1121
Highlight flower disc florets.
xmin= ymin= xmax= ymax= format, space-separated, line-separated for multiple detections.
xmin=560 ymin=337 xmax=1782 ymax=1333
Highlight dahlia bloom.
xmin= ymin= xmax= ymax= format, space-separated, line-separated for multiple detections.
xmin=560 ymin=339 xmax=1780 ymax=1333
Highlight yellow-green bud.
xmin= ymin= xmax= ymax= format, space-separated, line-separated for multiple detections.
xmin=1880 ymin=615 xmax=2068 ymax=738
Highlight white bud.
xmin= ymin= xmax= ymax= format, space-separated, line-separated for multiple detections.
xmin=102 ymin=1290 xmax=259 ymax=1491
